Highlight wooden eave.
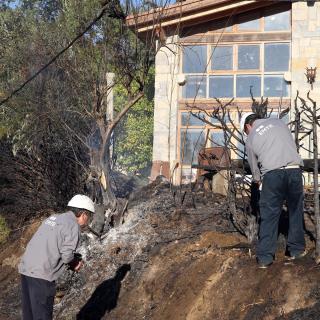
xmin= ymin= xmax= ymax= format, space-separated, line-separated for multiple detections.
xmin=126 ymin=0 xmax=278 ymax=34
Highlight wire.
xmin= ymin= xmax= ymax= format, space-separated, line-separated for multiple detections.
xmin=0 ymin=3 xmax=111 ymax=108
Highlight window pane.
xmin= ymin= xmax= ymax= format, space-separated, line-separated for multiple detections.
xmin=210 ymin=114 xmax=231 ymax=124
xmin=238 ymin=45 xmax=260 ymax=70
xmin=181 ymin=112 xmax=205 ymax=126
xmin=210 ymin=131 xmax=228 ymax=147
xmin=180 ymin=129 xmax=206 ymax=164
xmin=182 ymin=76 xmax=207 ymax=99
xmin=212 ymin=46 xmax=233 ymax=70
xmin=265 ymin=10 xmax=290 ymax=31
xmin=209 ymin=76 xmax=233 ymax=98
xmin=265 ymin=43 xmax=290 ymax=72
xmin=182 ymin=46 xmax=207 ymax=73
xmin=238 ymin=17 xmax=260 ymax=31
xmin=264 ymin=75 xmax=289 ymax=97
xmin=237 ymin=141 xmax=245 ymax=159
xmin=236 ymin=75 xmax=261 ymax=97
xmin=228 ymin=132 xmax=244 ymax=159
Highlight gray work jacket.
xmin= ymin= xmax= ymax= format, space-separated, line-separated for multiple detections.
xmin=245 ymin=118 xmax=303 ymax=181
xmin=18 ymin=211 xmax=80 ymax=282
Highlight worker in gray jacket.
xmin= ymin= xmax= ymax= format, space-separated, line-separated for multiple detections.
xmin=19 ymin=194 xmax=95 ymax=319
xmin=241 ymin=113 xmax=306 ymax=268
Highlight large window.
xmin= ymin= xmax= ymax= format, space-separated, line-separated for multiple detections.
xmin=179 ymin=7 xmax=291 ymax=176
xmin=179 ymin=111 xmax=238 ymax=165
xmin=181 ymin=8 xmax=291 ymax=100
xmin=182 ymin=42 xmax=290 ymax=99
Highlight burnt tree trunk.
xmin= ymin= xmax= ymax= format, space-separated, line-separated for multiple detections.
xmin=89 ymin=91 xmax=144 ymax=225
xmin=100 ymin=124 xmax=117 ymax=210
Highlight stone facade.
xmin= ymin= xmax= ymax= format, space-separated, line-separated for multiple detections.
xmin=151 ymin=35 xmax=180 ymax=181
xmin=292 ymin=2 xmax=320 ymax=106
xmin=292 ymin=2 xmax=320 ymax=182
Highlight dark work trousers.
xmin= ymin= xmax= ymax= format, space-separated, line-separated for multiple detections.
xmin=256 ymin=168 xmax=305 ymax=264
xmin=21 ymin=274 xmax=56 ymax=320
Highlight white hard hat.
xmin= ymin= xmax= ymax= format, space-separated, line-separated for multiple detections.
xmin=239 ymin=112 xmax=255 ymax=134
xmin=67 ymin=194 xmax=95 ymax=213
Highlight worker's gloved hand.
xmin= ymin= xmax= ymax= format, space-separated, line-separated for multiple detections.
xmin=67 ymin=253 xmax=83 ymax=272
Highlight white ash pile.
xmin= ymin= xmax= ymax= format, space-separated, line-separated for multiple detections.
xmin=54 ymin=177 xmax=237 ymax=319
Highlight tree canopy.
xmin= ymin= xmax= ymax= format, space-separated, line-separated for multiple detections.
xmin=0 ymin=0 xmax=156 ymax=212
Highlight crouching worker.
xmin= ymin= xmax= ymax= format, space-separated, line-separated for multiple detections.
xmin=18 ymin=194 xmax=95 ymax=320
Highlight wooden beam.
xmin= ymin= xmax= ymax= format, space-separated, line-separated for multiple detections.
xmin=127 ymin=0 xmax=278 ymax=34
xmin=178 ymin=100 xmax=291 ymax=110
xmin=180 ymin=32 xmax=291 ymax=44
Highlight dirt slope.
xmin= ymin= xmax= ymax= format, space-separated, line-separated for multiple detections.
xmin=107 ymin=231 xmax=320 ymax=320
xmin=0 ymin=181 xmax=320 ymax=320
xmin=0 ymin=219 xmax=42 ymax=320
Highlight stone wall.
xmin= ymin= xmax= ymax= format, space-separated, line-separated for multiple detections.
xmin=292 ymin=2 xmax=320 ymax=97
xmin=292 ymin=2 xmax=320 ymax=183
xmin=151 ymin=36 xmax=180 ymax=181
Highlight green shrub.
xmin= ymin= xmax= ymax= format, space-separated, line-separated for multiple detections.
xmin=0 ymin=215 xmax=10 ymax=244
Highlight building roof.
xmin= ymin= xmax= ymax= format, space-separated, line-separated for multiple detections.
xmin=126 ymin=0 xmax=278 ymax=34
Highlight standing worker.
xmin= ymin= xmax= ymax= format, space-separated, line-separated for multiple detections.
xmin=240 ymin=113 xmax=306 ymax=268
xmin=19 ymin=194 xmax=95 ymax=319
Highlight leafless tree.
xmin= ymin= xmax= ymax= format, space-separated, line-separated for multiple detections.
xmin=294 ymin=91 xmax=320 ymax=262
xmin=186 ymin=94 xmax=290 ymax=242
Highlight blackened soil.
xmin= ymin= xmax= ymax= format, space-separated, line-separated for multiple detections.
xmin=1 ymin=180 xmax=320 ymax=320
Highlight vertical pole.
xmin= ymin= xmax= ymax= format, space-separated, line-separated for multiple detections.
xmin=106 ymin=73 xmax=114 ymax=161
xmin=312 ymin=99 xmax=320 ymax=257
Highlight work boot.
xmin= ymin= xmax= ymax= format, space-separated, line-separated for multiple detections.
xmin=257 ymin=259 xmax=273 ymax=269
xmin=286 ymin=250 xmax=307 ymax=261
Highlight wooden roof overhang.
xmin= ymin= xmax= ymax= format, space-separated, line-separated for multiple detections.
xmin=126 ymin=0 xmax=279 ymax=36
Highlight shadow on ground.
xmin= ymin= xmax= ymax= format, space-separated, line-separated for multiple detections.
xmin=76 ymin=264 xmax=131 ymax=320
